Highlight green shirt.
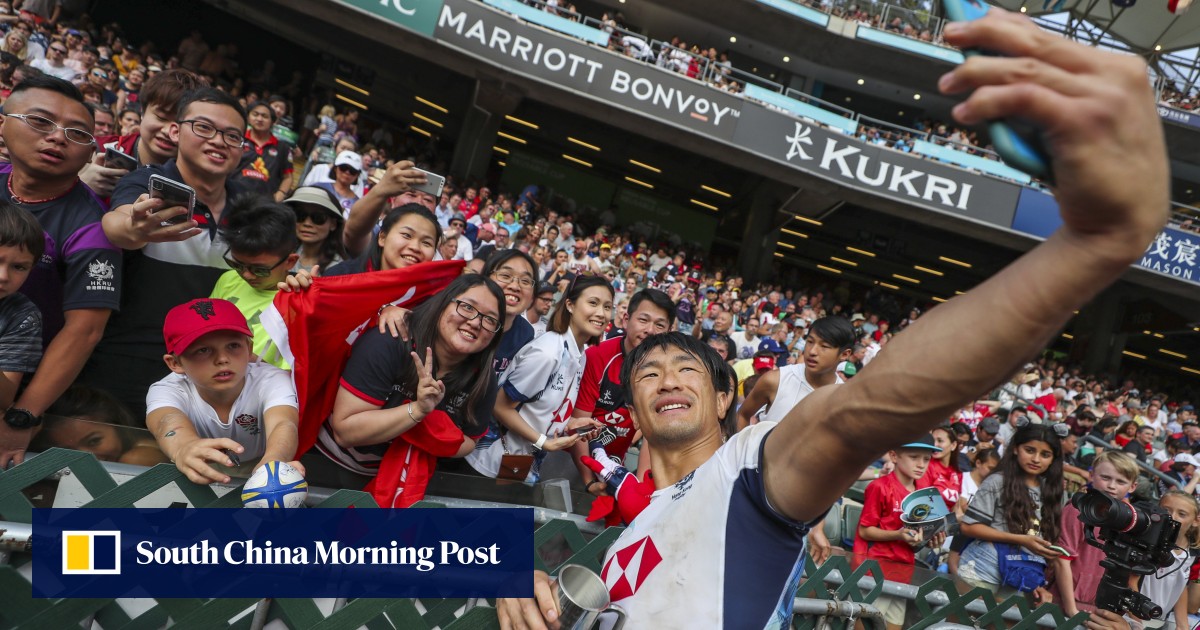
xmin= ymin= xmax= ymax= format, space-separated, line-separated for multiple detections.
xmin=210 ymin=270 xmax=289 ymax=369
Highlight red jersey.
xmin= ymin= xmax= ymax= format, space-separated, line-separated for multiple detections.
xmin=916 ymin=458 xmax=962 ymax=510
xmin=1058 ymin=503 xmax=1108 ymax=608
xmin=854 ymin=472 xmax=916 ymax=565
xmin=576 ymin=336 xmax=637 ymax=460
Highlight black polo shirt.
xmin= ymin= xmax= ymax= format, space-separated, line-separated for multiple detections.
xmin=234 ymin=132 xmax=293 ymax=196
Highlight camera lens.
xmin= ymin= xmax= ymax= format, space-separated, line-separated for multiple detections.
xmin=1073 ymin=491 xmax=1145 ymax=535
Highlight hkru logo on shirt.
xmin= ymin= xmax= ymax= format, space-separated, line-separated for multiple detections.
xmin=234 ymin=414 xmax=260 ymax=435
xmin=86 ymin=259 xmax=116 ymax=292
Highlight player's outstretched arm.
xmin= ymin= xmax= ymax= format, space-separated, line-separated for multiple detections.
xmin=762 ymin=9 xmax=1169 ymax=524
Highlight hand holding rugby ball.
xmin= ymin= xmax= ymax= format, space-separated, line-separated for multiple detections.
xmin=241 ymin=460 xmax=308 ymax=508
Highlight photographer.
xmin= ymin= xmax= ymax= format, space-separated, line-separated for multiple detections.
xmin=1057 ymin=451 xmax=1140 ymax=616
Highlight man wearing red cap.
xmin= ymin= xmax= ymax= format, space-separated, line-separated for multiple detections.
xmin=146 ymin=298 xmax=300 ymax=485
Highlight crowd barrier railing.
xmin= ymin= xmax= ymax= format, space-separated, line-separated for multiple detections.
xmin=2 ymin=447 xmax=1097 ymax=629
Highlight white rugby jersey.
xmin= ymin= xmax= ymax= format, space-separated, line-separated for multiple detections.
xmin=761 ymin=365 xmax=843 ymax=424
xmin=599 ymin=421 xmax=818 ymax=628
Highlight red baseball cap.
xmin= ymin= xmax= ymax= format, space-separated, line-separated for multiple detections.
xmin=164 ymin=298 xmax=253 ymax=354
xmin=753 ymin=355 xmax=776 ymax=372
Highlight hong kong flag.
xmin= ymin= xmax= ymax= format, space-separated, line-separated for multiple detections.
xmin=261 ymin=261 xmax=464 ymax=456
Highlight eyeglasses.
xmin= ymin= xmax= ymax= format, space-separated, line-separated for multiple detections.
xmin=178 ymin=119 xmax=245 ymax=148
xmin=5 ymin=113 xmax=95 ymax=145
xmin=453 ymin=299 xmax=502 ymax=333
xmin=336 ymin=164 xmax=360 ymax=176
xmin=50 ymin=47 xmax=67 ymax=54
xmin=293 ymin=205 xmax=334 ymax=226
xmin=1014 ymin=415 xmax=1071 ymax=437
xmin=491 ymin=270 xmax=534 ymax=288
xmin=223 ymin=249 xmax=290 ymax=278
xmin=91 ymin=70 xmax=107 ymax=78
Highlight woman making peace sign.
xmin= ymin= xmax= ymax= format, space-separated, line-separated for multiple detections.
xmin=315 ymin=275 xmax=506 ymax=506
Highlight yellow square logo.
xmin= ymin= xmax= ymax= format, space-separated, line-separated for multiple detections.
xmin=61 ymin=531 xmax=121 ymax=575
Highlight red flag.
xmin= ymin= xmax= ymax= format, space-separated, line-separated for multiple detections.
xmin=263 ymin=261 xmax=464 ymax=456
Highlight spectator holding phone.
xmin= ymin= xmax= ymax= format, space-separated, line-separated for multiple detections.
xmin=0 ymin=76 xmax=122 ymax=470
xmin=85 ymin=87 xmax=249 ymax=414
xmin=342 ymin=159 xmax=438 ymax=259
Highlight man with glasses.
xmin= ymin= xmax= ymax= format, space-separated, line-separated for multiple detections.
xmin=525 ymin=282 xmax=555 ymax=338
xmin=0 ymin=76 xmax=122 ymax=470
xmin=31 ymin=39 xmax=77 ymax=82
xmin=83 ymin=87 xmax=249 ymax=414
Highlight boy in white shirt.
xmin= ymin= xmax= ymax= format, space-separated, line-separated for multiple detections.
xmin=146 ymin=298 xmax=300 ymax=485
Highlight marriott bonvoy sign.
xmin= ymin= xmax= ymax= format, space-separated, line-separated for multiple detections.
xmin=434 ymin=0 xmax=743 ymax=141
xmin=334 ymin=0 xmax=1022 ymax=226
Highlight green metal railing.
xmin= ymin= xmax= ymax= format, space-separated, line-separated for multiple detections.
xmin=0 ymin=449 xmax=1088 ymax=629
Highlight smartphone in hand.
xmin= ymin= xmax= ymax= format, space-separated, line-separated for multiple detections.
xmin=149 ymin=174 xmax=196 ymax=226
xmin=941 ymin=0 xmax=1053 ymax=180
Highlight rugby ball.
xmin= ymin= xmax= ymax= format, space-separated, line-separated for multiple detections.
xmin=241 ymin=461 xmax=308 ymax=508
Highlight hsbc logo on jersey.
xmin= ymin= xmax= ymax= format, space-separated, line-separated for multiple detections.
xmin=601 ymin=536 xmax=661 ymax=601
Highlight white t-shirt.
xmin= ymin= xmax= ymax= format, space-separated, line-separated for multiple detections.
xmin=761 ymin=365 xmax=843 ymax=424
xmin=1140 ymin=547 xmax=1189 ymax=624
xmin=145 ymin=363 xmax=298 ymax=459
xmin=600 ymin=422 xmax=816 ymax=628
xmin=466 ymin=330 xmax=583 ymax=481
xmin=960 ymin=472 xmax=980 ymax=502
xmin=733 ymin=332 xmax=760 ymax=360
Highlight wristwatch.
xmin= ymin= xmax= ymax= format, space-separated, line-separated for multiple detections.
xmin=4 ymin=408 xmax=40 ymax=429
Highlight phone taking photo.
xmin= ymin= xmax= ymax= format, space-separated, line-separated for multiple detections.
xmin=411 ymin=168 xmax=446 ymax=199
xmin=149 ymin=174 xmax=196 ymax=226
xmin=941 ymin=0 xmax=1052 ymax=180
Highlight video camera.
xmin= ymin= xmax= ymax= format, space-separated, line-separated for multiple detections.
xmin=1072 ymin=488 xmax=1180 ymax=619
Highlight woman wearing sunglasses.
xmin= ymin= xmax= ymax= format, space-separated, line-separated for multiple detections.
xmin=309 ymin=274 xmax=506 ymax=504
xmin=312 ymin=149 xmax=361 ymax=216
xmin=283 ymin=186 xmax=346 ymax=274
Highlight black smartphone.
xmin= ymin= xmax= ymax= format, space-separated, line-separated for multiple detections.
xmin=149 ymin=174 xmax=196 ymax=226
xmin=104 ymin=146 xmax=138 ymax=170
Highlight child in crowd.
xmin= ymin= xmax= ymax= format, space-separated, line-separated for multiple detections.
xmin=0 ymin=203 xmax=44 ymax=409
xmin=315 ymin=104 xmax=336 ymax=148
xmin=1056 ymin=450 xmax=1140 ymax=616
xmin=146 ymin=299 xmax=300 ymax=486
xmin=1140 ymin=491 xmax=1200 ymax=629
xmin=918 ymin=424 xmax=963 ymax=510
xmin=948 ymin=447 xmax=1001 ymax=574
xmin=210 ymin=196 xmax=298 ymax=369
xmin=959 ymin=423 xmax=1064 ymax=603
xmin=854 ymin=434 xmax=944 ymax=630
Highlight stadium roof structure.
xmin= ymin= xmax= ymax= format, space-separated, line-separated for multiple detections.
xmin=989 ymin=0 xmax=1200 ymax=54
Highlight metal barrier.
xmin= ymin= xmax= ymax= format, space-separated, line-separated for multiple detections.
xmin=785 ymin=87 xmax=857 ymax=118
xmin=0 ymin=448 xmax=1098 ymax=629
xmin=1082 ymin=434 xmax=1183 ymax=491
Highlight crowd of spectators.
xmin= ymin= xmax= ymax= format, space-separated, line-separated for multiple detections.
xmin=0 ymin=4 xmax=1194 ymax=628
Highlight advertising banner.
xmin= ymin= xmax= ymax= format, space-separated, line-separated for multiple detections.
xmin=1139 ymin=226 xmax=1199 ymax=284
xmin=33 ymin=508 xmax=534 ymax=598
xmin=337 ymin=0 xmax=445 ymax=37
xmin=1158 ymin=105 xmax=1200 ymax=131
xmin=732 ymin=102 xmax=1021 ymax=227
xmin=434 ymin=0 xmax=744 ymax=141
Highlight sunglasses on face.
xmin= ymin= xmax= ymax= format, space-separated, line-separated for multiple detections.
xmin=293 ymin=205 xmax=335 ymax=226
xmin=223 ymin=249 xmax=289 ymax=278
xmin=336 ymin=164 xmax=360 ymax=176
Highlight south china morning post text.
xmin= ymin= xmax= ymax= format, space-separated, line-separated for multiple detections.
xmin=32 ymin=507 xmax=535 ymax=598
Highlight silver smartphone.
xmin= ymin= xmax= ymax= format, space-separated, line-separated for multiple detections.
xmin=411 ymin=168 xmax=446 ymax=198
xmin=149 ymin=174 xmax=196 ymax=226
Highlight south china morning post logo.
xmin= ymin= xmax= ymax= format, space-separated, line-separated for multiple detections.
xmin=33 ymin=508 xmax=534 ymax=598
xmin=61 ymin=530 xmax=121 ymax=575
